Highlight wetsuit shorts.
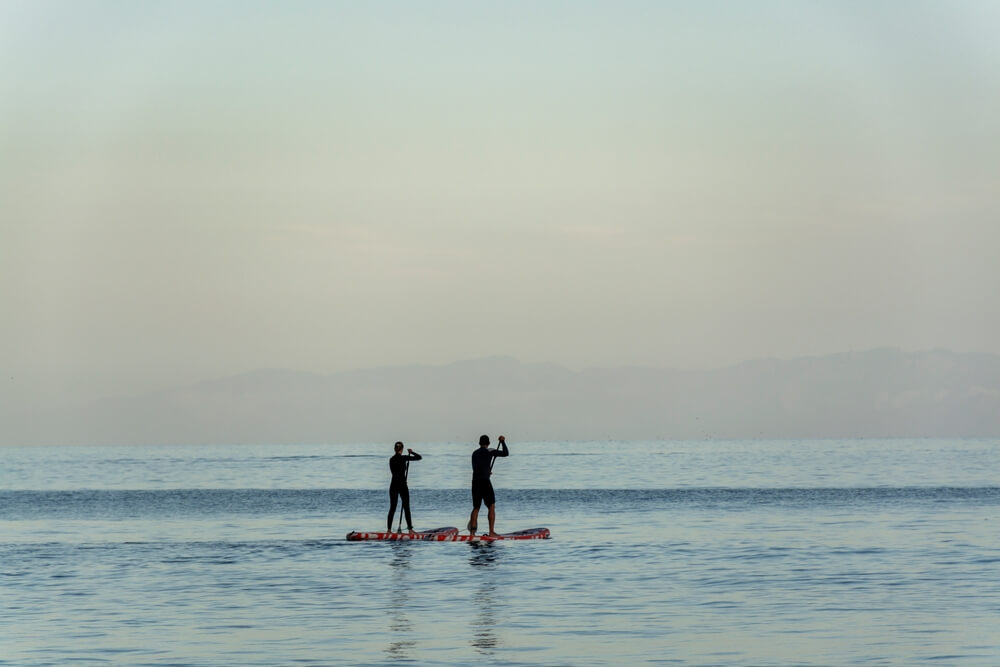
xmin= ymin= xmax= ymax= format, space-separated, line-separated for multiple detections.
xmin=471 ymin=479 xmax=495 ymax=509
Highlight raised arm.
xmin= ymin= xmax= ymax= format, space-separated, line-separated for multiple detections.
xmin=406 ymin=449 xmax=422 ymax=461
xmin=494 ymin=436 xmax=509 ymax=458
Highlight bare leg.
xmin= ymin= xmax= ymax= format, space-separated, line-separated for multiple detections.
xmin=468 ymin=508 xmax=479 ymax=535
xmin=488 ymin=503 xmax=498 ymax=536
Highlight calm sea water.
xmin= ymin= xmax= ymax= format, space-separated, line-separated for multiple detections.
xmin=2 ymin=439 xmax=999 ymax=665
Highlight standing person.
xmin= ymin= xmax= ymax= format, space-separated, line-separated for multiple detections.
xmin=387 ymin=441 xmax=422 ymax=533
xmin=468 ymin=434 xmax=508 ymax=537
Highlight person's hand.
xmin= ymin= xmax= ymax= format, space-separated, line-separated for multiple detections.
xmin=407 ymin=448 xmax=414 ymax=454
xmin=498 ymin=435 xmax=505 ymax=444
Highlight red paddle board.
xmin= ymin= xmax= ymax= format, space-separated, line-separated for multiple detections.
xmin=436 ymin=527 xmax=551 ymax=542
xmin=345 ymin=526 xmax=459 ymax=541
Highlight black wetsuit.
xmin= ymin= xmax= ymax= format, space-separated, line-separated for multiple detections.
xmin=388 ymin=452 xmax=421 ymax=531
xmin=471 ymin=441 xmax=508 ymax=509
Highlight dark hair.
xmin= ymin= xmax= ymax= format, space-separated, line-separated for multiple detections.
xmin=394 ymin=441 xmax=404 ymax=450
xmin=479 ymin=435 xmax=490 ymax=446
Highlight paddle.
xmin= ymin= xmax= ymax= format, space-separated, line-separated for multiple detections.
xmin=477 ymin=436 xmax=505 ymax=537
xmin=491 ymin=435 xmax=506 ymax=472
xmin=396 ymin=457 xmax=409 ymax=533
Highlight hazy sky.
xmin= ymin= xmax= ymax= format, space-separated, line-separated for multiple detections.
xmin=3 ymin=1 xmax=999 ymax=403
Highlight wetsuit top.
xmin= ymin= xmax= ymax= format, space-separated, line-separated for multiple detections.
xmin=389 ymin=452 xmax=421 ymax=483
xmin=471 ymin=441 xmax=508 ymax=480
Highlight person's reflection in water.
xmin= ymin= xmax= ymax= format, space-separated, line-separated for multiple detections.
xmin=468 ymin=542 xmax=502 ymax=654
xmin=385 ymin=542 xmax=416 ymax=660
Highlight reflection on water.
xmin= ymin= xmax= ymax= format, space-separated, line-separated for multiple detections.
xmin=385 ymin=542 xmax=416 ymax=660
xmin=469 ymin=543 xmax=502 ymax=654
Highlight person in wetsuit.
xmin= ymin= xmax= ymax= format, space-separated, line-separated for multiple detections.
xmin=387 ymin=441 xmax=422 ymax=532
xmin=468 ymin=434 xmax=508 ymax=536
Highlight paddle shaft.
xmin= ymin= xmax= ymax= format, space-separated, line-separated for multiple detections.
xmin=491 ymin=440 xmax=506 ymax=471
xmin=396 ymin=458 xmax=409 ymax=532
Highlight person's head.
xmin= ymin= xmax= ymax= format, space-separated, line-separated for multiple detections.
xmin=479 ymin=435 xmax=490 ymax=447
xmin=394 ymin=441 xmax=404 ymax=453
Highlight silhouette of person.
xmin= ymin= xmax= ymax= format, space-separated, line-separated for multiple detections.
xmin=387 ymin=441 xmax=421 ymax=532
xmin=468 ymin=434 xmax=508 ymax=536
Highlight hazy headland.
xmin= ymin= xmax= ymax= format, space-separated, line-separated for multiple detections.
xmin=6 ymin=348 xmax=999 ymax=446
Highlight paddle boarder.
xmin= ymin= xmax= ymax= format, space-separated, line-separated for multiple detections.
xmin=388 ymin=441 xmax=422 ymax=533
xmin=468 ymin=434 xmax=508 ymax=537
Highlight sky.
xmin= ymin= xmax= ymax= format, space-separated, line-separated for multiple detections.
xmin=2 ymin=1 xmax=1000 ymax=407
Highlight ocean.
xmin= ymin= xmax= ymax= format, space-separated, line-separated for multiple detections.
xmin=2 ymin=439 xmax=998 ymax=665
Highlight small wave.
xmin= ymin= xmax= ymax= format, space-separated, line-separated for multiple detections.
xmin=264 ymin=455 xmax=330 ymax=461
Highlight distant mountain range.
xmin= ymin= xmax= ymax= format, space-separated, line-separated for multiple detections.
xmin=10 ymin=348 xmax=1000 ymax=445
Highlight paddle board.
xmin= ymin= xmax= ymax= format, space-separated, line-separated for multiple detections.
xmin=440 ymin=527 xmax=551 ymax=542
xmin=345 ymin=526 xmax=459 ymax=541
